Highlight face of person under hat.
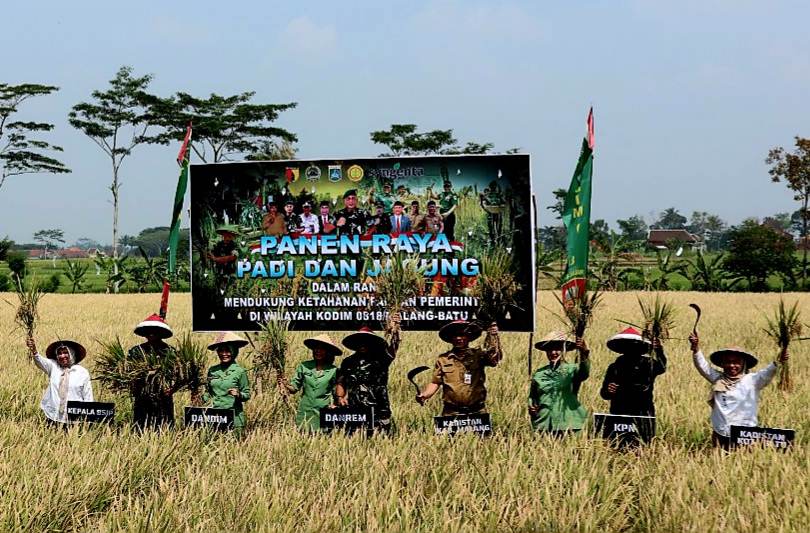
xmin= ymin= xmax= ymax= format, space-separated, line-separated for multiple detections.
xmin=534 ymin=331 xmax=574 ymax=364
xmin=710 ymin=347 xmax=757 ymax=375
xmin=46 ymin=340 xmax=86 ymax=367
xmin=303 ymin=334 xmax=343 ymax=359
xmin=343 ymin=190 xmax=358 ymax=209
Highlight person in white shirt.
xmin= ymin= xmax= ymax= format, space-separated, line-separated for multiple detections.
xmin=299 ymin=202 xmax=320 ymax=234
xmin=26 ymin=337 xmax=93 ymax=425
xmin=688 ymin=332 xmax=787 ymax=449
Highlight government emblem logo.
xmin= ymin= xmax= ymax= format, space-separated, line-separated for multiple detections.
xmin=347 ymin=164 xmax=364 ymax=182
xmin=328 ymin=165 xmax=343 ymax=182
xmin=305 ymin=165 xmax=321 ymax=181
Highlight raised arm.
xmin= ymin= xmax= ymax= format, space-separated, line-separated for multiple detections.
xmin=751 ymin=348 xmax=785 ymax=390
xmin=573 ymin=337 xmax=591 ymax=385
xmin=652 ymin=338 xmax=667 ymax=376
xmin=690 ymin=333 xmax=721 ymax=383
xmin=483 ymin=323 xmax=502 ymax=366
xmin=27 ymin=338 xmax=52 ymax=376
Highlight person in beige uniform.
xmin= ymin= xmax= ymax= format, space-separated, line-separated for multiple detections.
xmin=415 ymin=320 xmax=501 ymax=415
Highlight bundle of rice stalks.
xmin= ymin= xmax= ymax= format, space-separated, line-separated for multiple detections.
xmin=374 ymin=253 xmax=424 ymax=336
xmin=555 ymin=289 xmax=603 ymax=338
xmin=637 ymin=294 xmax=678 ymax=345
xmin=552 ymin=289 xmax=602 ymax=361
xmin=763 ymin=299 xmax=802 ymax=392
xmin=95 ymin=334 xmax=206 ymax=399
xmin=475 ymin=249 xmax=521 ymax=324
xmin=9 ymin=275 xmax=44 ymax=341
xmin=256 ymin=307 xmax=292 ymax=397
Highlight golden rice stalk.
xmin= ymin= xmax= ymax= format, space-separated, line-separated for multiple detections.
xmin=763 ymin=299 xmax=802 ymax=392
xmin=637 ymin=293 xmax=677 ymax=343
xmin=374 ymin=253 xmax=424 ymax=335
xmin=475 ymin=249 xmax=520 ymax=324
xmin=257 ymin=307 xmax=292 ymax=397
xmin=96 ymin=334 xmax=206 ymax=398
xmin=552 ymin=289 xmax=602 ymax=361
xmin=9 ymin=275 xmax=44 ymax=341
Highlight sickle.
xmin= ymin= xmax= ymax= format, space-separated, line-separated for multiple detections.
xmin=689 ymin=303 xmax=702 ymax=334
xmin=407 ymin=366 xmax=430 ymax=396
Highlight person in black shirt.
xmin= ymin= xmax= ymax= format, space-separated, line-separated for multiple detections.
xmin=600 ymin=326 xmax=666 ymax=439
xmin=129 ymin=314 xmax=177 ymax=430
xmin=335 ymin=319 xmax=400 ymax=433
xmin=334 ymin=189 xmax=370 ymax=236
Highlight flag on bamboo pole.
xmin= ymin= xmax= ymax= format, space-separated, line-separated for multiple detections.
xmin=560 ymin=108 xmax=594 ymax=303
xmin=168 ymin=123 xmax=192 ymax=275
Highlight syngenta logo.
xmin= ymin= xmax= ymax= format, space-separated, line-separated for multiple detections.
xmin=368 ymin=162 xmax=425 ymax=179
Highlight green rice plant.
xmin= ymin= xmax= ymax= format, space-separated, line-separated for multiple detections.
xmin=95 ymin=334 xmax=206 ymax=399
xmin=763 ymin=298 xmax=802 ymax=392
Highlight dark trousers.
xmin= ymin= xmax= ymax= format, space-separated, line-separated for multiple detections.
xmin=443 ymin=212 xmax=456 ymax=242
xmin=712 ymin=431 xmax=732 ymax=450
xmin=132 ymin=395 xmax=175 ymax=430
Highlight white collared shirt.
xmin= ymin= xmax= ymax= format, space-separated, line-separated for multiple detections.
xmin=300 ymin=212 xmax=320 ymax=234
xmin=34 ymin=354 xmax=93 ymax=422
xmin=692 ymin=350 xmax=777 ymax=436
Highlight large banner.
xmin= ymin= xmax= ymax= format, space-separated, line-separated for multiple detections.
xmin=190 ymin=154 xmax=534 ymax=331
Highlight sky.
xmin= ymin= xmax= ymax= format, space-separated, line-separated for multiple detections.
xmin=1 ymin=0 xmax=809 ymax=245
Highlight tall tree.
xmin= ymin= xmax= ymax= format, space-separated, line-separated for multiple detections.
xmin=69 ymin=66 xmax=157 ymax=292
xmin=370 ymin=124 xmax=494 ymax=156
xmin=33 ymin=228 xmax=65 ymax=259
xmin=651 ymin=207 xmax=687 ymax=229
xmin=0 ymin=83 xmax=70 ymax=191
xmin=616 ymin=215 xmax=648 ymax=243
xmin=767 ymin=137 xmax=810 ymax=280
xmin=725 ymin=220 xmax=797 ymax=291
xmin=147 ymin=92 xmax=297 ymax=163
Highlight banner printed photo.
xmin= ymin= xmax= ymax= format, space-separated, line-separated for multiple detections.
xmin=190 ymin=154 xmax=534 ymax=331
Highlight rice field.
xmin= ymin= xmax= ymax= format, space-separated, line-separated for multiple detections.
xmin=0 ymin=292 xmax=808 ymax=532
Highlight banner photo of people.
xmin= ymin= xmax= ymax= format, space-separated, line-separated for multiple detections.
xmin=190 ymin=154 xmax=534 ymax=332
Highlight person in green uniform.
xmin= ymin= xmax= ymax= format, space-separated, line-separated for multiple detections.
xmin=438 ymin=180 xmax=459 ymax=242
xmin=377 ymin=181 xmax=396 ymax=214
xmin=203 ymin=332 xmax=251 ymax=433
xmin=285 ymin=334 xmax=342 ymax=432
xmin=415 ymin=320 xmax=501 ymax=415
xmin=528 ymin=331 xmax=590 ymax=435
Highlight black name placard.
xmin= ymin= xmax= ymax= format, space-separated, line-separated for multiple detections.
xmin=320 ymin=407 xmax=375 ymax=435
xmin=593 ymin=413 xmax=655 ymax=445
xmin=730 ymin=426 xmax=795 ymax=449
xmin=66 ymin=401 xmax=115 ymax=423
xmin=434 ymin=413 xmax=492 ymax=436
xmin=184 ymin=407 xmax=235 ymax=431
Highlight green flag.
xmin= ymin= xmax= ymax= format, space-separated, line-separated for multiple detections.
xmin=168 ymin=124 xmax=192 ymax=274
xmin=561 ymin=138 xmax=594 ymax=302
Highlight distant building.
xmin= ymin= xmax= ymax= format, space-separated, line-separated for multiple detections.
xmin=647 ymin=229 xmax=704 ymax=251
